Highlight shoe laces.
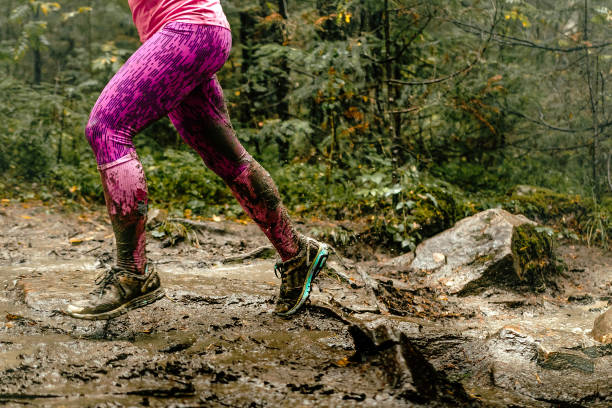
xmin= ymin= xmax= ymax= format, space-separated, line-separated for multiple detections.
xmin=273 ymin=263 xmax=285 ymax=279
xmin=274 ymin=238 xmax=314 ymax=279
xmin=92 ymin=266 xmax=129 ymax=298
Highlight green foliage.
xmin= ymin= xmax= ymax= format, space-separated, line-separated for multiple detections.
xmin=358 ymin=173 xmax=468 ymax=251
xmin=0 ymin=78 xmax=57 ymax=179
xmin=503 ymin=185 xmax=588 ymax=225
xmin=0 ymin=0 xmax=611 ymax=254
xmin=501 ymin=185 xmax=611 ymax=248
xmin=256 ymin=119 xmax=315 ymax=158
xmin=142 ymin=150 xmax=236 ymax=216
xmin=583 ymin=198 xmax=612 ymax=249
xmin=48 ymin=162 xmax=102 ymax=200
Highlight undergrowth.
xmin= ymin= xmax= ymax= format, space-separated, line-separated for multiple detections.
xmin=1 ymin=148 xmax=610 ymax=253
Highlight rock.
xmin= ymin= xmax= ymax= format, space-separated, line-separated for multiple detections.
xmin=347 ymin=316 xmax=472 ymax=404
xmin=479 ymin=325 xmax=612 ymax=405
xmin=381 ymin=252 xmax=415 ymax=268
xmin=409 ymin=208 xmax=559 ymax=295
xmin=593 ymin=308 xmax=612 ymax=344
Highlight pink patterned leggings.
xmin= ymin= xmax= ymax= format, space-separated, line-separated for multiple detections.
xmin=86 ymin=23 xmax=300 ymax=273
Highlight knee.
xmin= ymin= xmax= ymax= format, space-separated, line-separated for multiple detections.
xmin=85 ymin=112 xmax=134 ymax=164
xmin=84 ymin=115 xmax=103 ymax=150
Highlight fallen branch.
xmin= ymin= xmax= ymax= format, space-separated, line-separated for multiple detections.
xmin=83 ymin=245 xmax=102 ymax=254
xmin=324 ymin=263 xmax=357 ymax=285
xmin=167 ymin=218 xmax=227 ymax=234
xmin=325 ymin=297 xmax=381 ymax=316
xmin=221 ymin=245 xmax=275 ymax=264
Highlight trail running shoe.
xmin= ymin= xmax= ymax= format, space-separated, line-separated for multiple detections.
xmin=274 ymin=236 xmax=329 ymax=317
xmin=66 ymin=264 xmax=164 ymax=320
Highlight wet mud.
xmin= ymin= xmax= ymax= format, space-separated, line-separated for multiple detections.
xmin=0 ymin=202 xmax=610 ymax=407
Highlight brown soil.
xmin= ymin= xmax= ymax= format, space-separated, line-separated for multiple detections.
xmin=0 ymin=201 xmax=610 ymax=407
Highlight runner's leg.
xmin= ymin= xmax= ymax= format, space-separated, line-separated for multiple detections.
xmin=86 ymin=24 xmax=232 ymax=273
xmin=168 ymin=76 xmax=301 ymax=261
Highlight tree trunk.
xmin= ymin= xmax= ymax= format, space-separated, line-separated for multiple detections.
xmin=276 ymin=0 xmax=290 ymax=162
xmin=87 ymin=0 xmax=93 ymax=74
xmin=33 ymin=5 xmax=41 ymax=84
xmin=33 ymin=47 xmax=42 ymax=85
xmin=383 ymin=0 xmax=400 ymax=191
xmin=238 ymin=8 xmax=259 ymax=124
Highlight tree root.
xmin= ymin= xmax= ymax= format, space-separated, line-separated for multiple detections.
xmin=221 ymin=245 xmax=275 ymax=264
xmin=167 ymin=218 xmax=228 ymax=234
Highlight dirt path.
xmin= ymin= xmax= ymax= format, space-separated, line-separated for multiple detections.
xmin=0 ymin=202 xmax=396 ymax=407
xmin=0 ymin=201 xmax=610 ymax=407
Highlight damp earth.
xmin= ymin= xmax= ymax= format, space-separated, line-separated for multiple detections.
xmin=0 ymin=202 xmax=610 ymax=407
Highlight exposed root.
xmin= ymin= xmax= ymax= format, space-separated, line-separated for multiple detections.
xmin=221 ymin=245 xmax=275 ymax=264
xmin=167 ymin=217 xmax=228 ymax=234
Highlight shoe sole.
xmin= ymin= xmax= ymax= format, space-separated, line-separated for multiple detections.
xmin=66 ymin=287 xmax=166 ymax=321
xmin=276 ymin=244 xmax=329 ymax=317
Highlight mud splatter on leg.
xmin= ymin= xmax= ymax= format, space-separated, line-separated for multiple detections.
xmin=98 ymin=152 xmax=148 ymax=274
xmin=169 ymin=77 xmax=301 ymax=261
xmin=85 ymin=24 xmax=232 ymax=273
xmin=228 ymin=157 xmax=301 ymax=261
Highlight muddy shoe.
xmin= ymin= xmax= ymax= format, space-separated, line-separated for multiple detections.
xmin=66 ymin=264 xmax=164 ymax=320
xmin=274 ymin=237 xmax=329 ymax=317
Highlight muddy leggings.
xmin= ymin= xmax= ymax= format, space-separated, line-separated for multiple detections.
xmin=86 ymin=23 xmax=300 ymax=274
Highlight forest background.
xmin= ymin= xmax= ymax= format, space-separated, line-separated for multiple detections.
xmin=0 ymin=0 xmax=610 ymax=253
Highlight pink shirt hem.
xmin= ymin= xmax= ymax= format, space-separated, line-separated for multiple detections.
xmin=128 ymin=0 xmax=230 ymax=43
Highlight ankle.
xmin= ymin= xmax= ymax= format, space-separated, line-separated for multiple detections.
xmin=115 ymin=260 xmax=145 ymax=275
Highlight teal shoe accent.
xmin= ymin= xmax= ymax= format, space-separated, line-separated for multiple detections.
xmin=276 ymin=242 xmax=329 ymax=317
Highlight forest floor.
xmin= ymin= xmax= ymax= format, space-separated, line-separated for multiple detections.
xmin=0 ymin=201 xmax=610 ymax=407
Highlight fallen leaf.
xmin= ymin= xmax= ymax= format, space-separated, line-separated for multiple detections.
xmin=335 ymin=357 xmax=350 ymax=367
xmin=69 ymin=236 xmax=94 ymax=245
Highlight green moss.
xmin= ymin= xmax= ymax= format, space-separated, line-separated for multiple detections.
xmin=503 ymin=185 xmax=611 ymax=248
xmin=407 ymin=184 xmax=464 ymax=239
xmin=510 ymin=224 xmax=559 ymax=291
xmin=503 ymin=185 xmax=588 ymax=224
xmin=470 ymin=253 xmax=495 ymax=267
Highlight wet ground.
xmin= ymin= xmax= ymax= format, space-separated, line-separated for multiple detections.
xmin=0 ymin=201 xmax=610 ymax=407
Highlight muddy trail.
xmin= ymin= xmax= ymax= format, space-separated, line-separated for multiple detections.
xmin=0 ymin=202 xmax=610 ymax=407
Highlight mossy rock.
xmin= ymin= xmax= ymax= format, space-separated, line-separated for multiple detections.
xmin=411 ymin=209 xmax=562 ymax=295
xmin=510 ymin=224 xmax=561 ymax=291
xmin=407 ymin=184 xmax=464 ymax=239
